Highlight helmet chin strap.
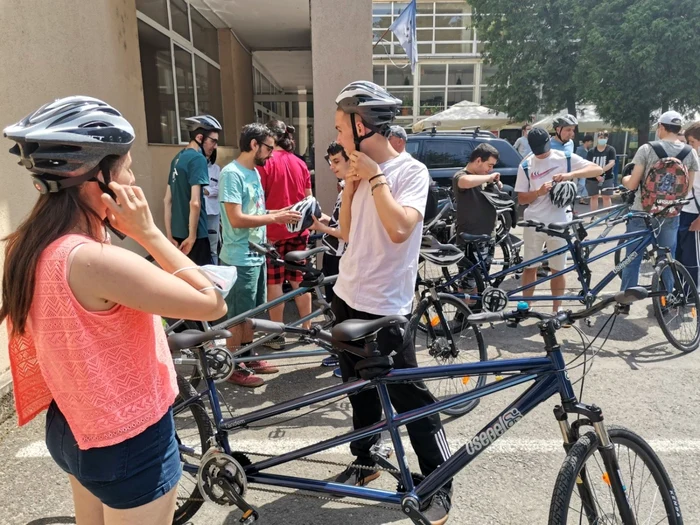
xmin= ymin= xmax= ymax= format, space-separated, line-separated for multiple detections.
xmin=350 ymin=113 xmax=375 ymax=152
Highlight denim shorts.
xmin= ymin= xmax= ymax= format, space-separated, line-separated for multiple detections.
xmin=45 ymin=401 xmax=182 ymax=509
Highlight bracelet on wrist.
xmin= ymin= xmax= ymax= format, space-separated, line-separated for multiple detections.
xmin=368 ymin=173 xmax=385 ymax=183
xmin=371 ymin=181 xmax=389 ymax=195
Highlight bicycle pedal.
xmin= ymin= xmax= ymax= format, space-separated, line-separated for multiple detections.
xmin=239 ymin=508 xmax=259 ymax=524
xmin=370 ymin=442 xmax=393 ymax=461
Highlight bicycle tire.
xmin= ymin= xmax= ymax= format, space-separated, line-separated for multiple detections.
xmin=173 ymin=374 xmax=215 ymax=525
xmin=549 ymin=425 xmax=682 ymax=525
xmin=652 ymin=260 xmax=700 ymax=352
xmin=411 ymin=293 xmax=487 ymax=417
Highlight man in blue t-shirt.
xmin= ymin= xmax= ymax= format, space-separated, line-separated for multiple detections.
xmin=218 ymin=123 xmax=302 ymax=387
xmin=164 ymin=115 xmax=222 ymax=266
xmin=550 ymin=114 xmax=578 ymax=156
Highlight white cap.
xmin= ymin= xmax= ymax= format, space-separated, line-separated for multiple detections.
xmin=658 ymin=111 xmax=683 ymax=127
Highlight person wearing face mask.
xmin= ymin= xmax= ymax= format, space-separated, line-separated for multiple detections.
xmin=218 ymin=123 xmax=302 ymax=387
xmin=164 ymin=115 xmax=222 ymax=266
xmin=586 ymin=131 xmax=617 ymax=213
xmin=676 ymin=122 xmax=700 ymax=285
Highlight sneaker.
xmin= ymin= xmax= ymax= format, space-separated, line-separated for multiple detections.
xmin=422 ymin=488 xmax=452 ymax=525
xmin=322 ymin=355 xmax=339 ymax=367
xmin=264 ymin=335 xmax=286 ymax=350
xmin=332 ymin=367 xmax=342 ymax=378
xmin=246 ymin=359 xmax=279 ymax=374
xmin=227 ymin=369 xmax=264 ymax=388
xmin=334 ymin=459 xmax=380 ymax=487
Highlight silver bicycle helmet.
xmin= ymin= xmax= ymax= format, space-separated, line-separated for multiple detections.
xmin=4 ymin=95 xmax=135 ymax=192
xmin=286 ymin=196 xmax=322 ymax=234
xmin=420 ymin=236 xmax=465 ymax=267
xmin=552 ymin=114 xmax=579 ymax=129
xmin=549 ymin=181 xmax=578 ymax=208
xmin=336 ymin=81 xmax=402 ymax=150
xmin=184 ymin=115 xmax=222 ymax=132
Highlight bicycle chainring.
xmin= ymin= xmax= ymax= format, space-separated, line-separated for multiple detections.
xmin=197 ymin=449 xmax=248 ymax=505
xmin=205 ymin=346 xmax=235 ymax=383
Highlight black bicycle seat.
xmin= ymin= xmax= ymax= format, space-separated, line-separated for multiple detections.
xmin=285 ymin=246 xmax=328 ymax=263
xmin=332 ymin=315 xmax=408 ymax=342
xmin=460 ymin=232 xmax=491 ymax=243
xmin=548 ymin=219 xmax=583 ymax=231
xmin=167 ymin=329 xmax=232 ymax=352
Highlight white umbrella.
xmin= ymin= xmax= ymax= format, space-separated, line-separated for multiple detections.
xmin=412 ymin=101 xmax=517 ymax=132
xmin=532 ymin=104 xmax=629 ymax=132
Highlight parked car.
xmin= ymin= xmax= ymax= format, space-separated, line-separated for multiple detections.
xmin=406 ymin=128 xmax=523 ymax=195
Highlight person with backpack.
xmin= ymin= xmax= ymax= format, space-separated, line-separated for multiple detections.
xmin=515 ymin=128 xmax=602 ymax=312
xmin=620 ymin=111 xmax=699 ymax=305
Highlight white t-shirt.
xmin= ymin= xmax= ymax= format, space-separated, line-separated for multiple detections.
xmin=204 ymin=163 xmax=221 ymax=216
xmin=514 ymin=150 xmax=591 ymax=223
xmin=333 ymin=152 xmax=429 ymax=315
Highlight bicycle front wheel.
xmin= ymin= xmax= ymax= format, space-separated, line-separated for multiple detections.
xmin=549 ymin=425 xmax=682 ymax=525
xmin=652 ymin=259 xmax=700 ymax=352
xmin=412 ymin=293 xmax=487 ymax=417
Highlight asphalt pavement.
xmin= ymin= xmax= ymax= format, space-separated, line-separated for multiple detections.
xmin=1 ymin=214 xmax=699 ymax=525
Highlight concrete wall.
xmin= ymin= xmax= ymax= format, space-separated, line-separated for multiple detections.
xmin=219 ymin=29 xmax=255 ymax=142
xmin=310 ymin=0 xmax=373 ymax=212
xmin=0 ymin=0 xmax=246 ymax=394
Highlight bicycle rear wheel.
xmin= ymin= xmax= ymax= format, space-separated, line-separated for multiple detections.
xmin=652 ymin=259 xmax=700 ymax=352
xmin=549 ymin=425 xmax=682 ymax=524
xmin=173 ymin=374 xmax=214 ymax=525
xmin=411 ymin=294 xmax=487 ymax=417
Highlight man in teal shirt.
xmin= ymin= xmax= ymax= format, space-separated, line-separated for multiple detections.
xmin=219 ymin=123 xmax=301 ymax=387
xmin=164 ymin=115 xmax=222 ymax=265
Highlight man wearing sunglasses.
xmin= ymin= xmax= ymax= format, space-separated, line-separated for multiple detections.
xmin=164 ymin=114 xmax=223 ymax=265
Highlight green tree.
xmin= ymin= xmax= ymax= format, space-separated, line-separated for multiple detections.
xmin=576 ymin=0 xmax=700 ymax=143
xmin=470 ymin=0 xmax=584 ymax=121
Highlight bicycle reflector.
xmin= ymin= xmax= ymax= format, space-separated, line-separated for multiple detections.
xmin=482 ymin=287 xmax=508 ymax=312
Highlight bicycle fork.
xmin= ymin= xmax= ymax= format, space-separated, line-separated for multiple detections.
xmin=554 ymin=405 xmax=637 ymax=524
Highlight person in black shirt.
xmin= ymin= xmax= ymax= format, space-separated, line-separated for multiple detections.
xmin=453 ymin=143 xmax=502 ymax=294
xmin=586 ymin=131 xmax=617 ymax=213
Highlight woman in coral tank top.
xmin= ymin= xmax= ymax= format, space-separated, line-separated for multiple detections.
xmin=0 ymin=97 xmax=227 ymax=524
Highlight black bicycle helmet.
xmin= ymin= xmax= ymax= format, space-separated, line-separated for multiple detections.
xmin=184 ymin=115 xmax=222 ymax=132
xmin=549 ymin=181 xmax=578 ymax=208
xmin=4 ymin=95 xmax=135 ymax=193
xmin=552 ymin=114 xmax=579 ymax=129
xmin=335 ymin=81 xmax=402 ymax=151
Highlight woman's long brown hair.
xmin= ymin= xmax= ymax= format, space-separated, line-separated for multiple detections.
xmin=0 ymin=156 xmax=121 ymax=337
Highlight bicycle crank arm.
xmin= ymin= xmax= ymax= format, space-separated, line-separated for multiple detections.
xmin=402 ymin=496 xmax=431 ymax=525
xmin=216 ymin=477 xmax=259 ymax=523
xmin=370 ymin=442 xmax=401 ymax=483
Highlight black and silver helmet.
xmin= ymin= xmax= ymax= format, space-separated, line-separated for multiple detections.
xmin=4 ymin=95 xmax=134 ymax=180
xmin=552 ymin=114 xmax=579 ymax=129
xmin=184 ymin=115 xmax=222 ymax=132
xmin=336 ymin=81 xmax=402 ymax=150
xmin=549 ymin=181 xmax=578 ymax=209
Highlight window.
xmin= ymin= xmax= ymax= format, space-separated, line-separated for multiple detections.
xmin=421 ymin=64 xmax=446 ymax=86
xmin=137 ymin=20 xmax=177 ymax=143
xmin=386 ymin=66 xmax=412 ymax=86
xmin=420 ymin=89 xmax=445 ymax=115
xmin=423 ymin=140 xmax=471 ymax=168
xmin=136 ymin=0 xmax=223 ymax=144
xmin=447 ymin=88 xmax=474 ymax=105
xmin=373 ymin=65 xmax=385 ymax=85
xmin=448 ymin=64 xmax=475 ymax=86
xmin=405 ymin=139 xmax=420 ymax=159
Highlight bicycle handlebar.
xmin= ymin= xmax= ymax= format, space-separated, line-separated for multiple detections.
xmin=606 ymin=199 xmax=692 ymax=227
xmin=468 ymin=287 xmax=648 ymax=327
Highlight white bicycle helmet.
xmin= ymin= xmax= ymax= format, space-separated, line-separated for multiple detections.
xmin=286 ymin=196 xmax=322 ymax=234
xmin=549 ymin=181 xmax=578 ymax=209
xmin=336 ymin=81 xmax=402 ymax=150
xmin=4 ymin=95 xmax=135 ymax=193
xmin=184 ymin=115 xmax=222 ymax=132
xmin=552 ymin=114 xmax=579 ymax=129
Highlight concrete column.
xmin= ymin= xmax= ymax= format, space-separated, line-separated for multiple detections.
xmin=310 ymin=0 xmax=373 ymax=212
xmin=297 ymin=88 xmax=309 ymax=158
xmin=219 ymin=29 xmax=254 ymax=146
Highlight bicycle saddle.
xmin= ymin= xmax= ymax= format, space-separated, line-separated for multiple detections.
xmin=284 ymin=245 xmax=328 ymax=263
xmin=460 ymin=232 xmax=492 ymax=243
xmin=548 ymin=219 xmax=583 ymax=231
xmin=332 ymin=315 xmax=408 ymax=342
xmin=167 ymin=329 xmax=232 ymax=352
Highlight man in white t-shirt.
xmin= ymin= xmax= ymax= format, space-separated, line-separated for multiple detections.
xmin=515 ymin=127 xmax=602 ymax=311
xmin=332 ymin=81 xmax=452 ymax=524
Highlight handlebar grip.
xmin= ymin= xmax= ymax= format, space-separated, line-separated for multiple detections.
xmin=248 ymin=241 xmax=268 ymax=255
xmin=246 ymin=318 xmax=285 ymax=334
xmin=468 ymin=311 xmax=504 ymax=325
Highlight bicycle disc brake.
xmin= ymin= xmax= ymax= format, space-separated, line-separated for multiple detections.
xmin=198 ymin=449 xmax=259 ymax=523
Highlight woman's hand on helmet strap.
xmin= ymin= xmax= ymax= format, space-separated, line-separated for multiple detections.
xmin=101 ymin=182 xmax=158 ymax=243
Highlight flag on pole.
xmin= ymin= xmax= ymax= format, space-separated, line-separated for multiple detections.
xmin=389 ymin=0 xmax=418 ymax=74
